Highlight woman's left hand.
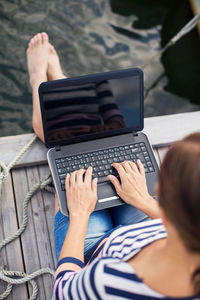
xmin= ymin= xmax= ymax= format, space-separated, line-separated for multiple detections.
xmin=65 ymin=167 xmax=98 ymax=219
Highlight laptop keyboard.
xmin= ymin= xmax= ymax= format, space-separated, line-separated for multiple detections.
xmin=55 ymin=142 xmax=154 ymax=191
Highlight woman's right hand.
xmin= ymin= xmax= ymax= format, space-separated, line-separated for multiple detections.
xmin=108 ymin=160 xmax=160 ymax=219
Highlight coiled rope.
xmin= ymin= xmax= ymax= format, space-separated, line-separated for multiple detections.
xmin=0 ymin=135 xmax=55 ymax=300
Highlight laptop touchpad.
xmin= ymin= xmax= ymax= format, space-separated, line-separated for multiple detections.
xmin=97 ymin=182 xmax=120 ymax=203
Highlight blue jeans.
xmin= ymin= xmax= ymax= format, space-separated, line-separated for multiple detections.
xmin=54 ymin=204 xmax=150 ymax=262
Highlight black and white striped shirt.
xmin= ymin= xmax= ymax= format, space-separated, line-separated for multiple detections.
xmin=54 ymin=218 xmax=198 ymax=300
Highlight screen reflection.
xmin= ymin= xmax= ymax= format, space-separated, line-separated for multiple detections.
xmin=42 ymin=76 xmax=141 ymax=143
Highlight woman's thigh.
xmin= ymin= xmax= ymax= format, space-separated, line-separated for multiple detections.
xmin=109 ymin=204 xmax=151 ymax=227
xmin=54 ymin=209 xmax=113 ymax=262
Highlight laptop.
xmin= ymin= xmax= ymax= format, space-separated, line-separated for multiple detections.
xmin=39 ymin=68 xmax=158 ymax=216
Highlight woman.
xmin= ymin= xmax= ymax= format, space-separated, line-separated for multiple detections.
xmin=54 ymin=133 xmax=200 ymax=299
xmin=26 ymin=33 xmax=200 ymax=299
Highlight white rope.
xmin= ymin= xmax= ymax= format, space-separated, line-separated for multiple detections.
xmin=8 ymin=135 xmax=37 ymax=171
xmin=0 ymin=174 xmax=54 ymax=250
xmin=0 ymin=135 xmax=56 ymax=300
xmin=0 ymin=267 xmax=55 ymax=300
xmin=0 ymin=135 xmax=37 ymax=195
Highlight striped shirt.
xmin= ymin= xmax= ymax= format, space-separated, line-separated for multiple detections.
xmin=54 ymin=219 xmax=197 ymax=300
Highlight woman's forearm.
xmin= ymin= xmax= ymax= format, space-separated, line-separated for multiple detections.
xmin=59 ymin=214 xmax=89 ymax=262
xmin=138 ymin=195 xmax=160 ymax=219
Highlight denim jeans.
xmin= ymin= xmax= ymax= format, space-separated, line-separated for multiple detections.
xmin=54 ymin=204 xmax=150 ymax=262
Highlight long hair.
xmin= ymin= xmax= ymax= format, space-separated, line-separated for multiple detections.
xmin=159 ymin=132 xmax=200 ymax=297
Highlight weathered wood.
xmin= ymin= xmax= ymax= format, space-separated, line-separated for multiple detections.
xmin=0 ymin=133 xmax=47 ymax=168
xmin=153 ymin=147 xmax=160 ymax=168
xmin=144 ymin=111 xmax=200 ymax=147
xmin=157 ymin=147 xmax=169 ymax=164
xmin=11 ymin=168 xmax=46 ymax=299
xmin=0 ymin=189 xmax=8 ymax=296
xmin=0 ymin=111 xmax=199 ymax=168
xmin=26 ymin=166 xmax=55 ymax=299
xmin=0 ymin=172 xmax=28 ymax=300
xmin=38 ymin=165 xmax=57 ymax=267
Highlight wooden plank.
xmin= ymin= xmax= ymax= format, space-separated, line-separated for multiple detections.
xmin=0 ymin=111 xmax=200 ymax=168
xmin=0 ymin=172 xmax=28 ymax=299
xmin=38 ymin=165 xmax=57 ymax=267
xmin=12 ymin=168 xmax=46 ymax=299
xmin=0 ymin=190 xmax=8 ymax=296
xmin=0 ymin=133 xmax=47 ymax=168
xmin=144 ymin=111 xmax=200 ymax=147
xmin=26 ymin=166 xmax=55 ymax=299
xmin=157 ymin=146 xmax=170 ymax=164
xmin=153 ymin=146 xmax=160 ymax=168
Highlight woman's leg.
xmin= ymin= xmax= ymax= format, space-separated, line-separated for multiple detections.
xmin=54 ymin=195 xmax=113 ymax=262
xmin=26 ymin=32 xmax=65 ymax=142
xmin=26 ymin=33 xmax=113 ymax=262
xmin=109 ymin=204 xmax=151 ymax=227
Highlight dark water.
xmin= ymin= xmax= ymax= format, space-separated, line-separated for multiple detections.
xmin=0 ymin=0 xmax=200 ymax=137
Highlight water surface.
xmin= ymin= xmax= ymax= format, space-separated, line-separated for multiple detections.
xmin=0 ymin=0 xmax=199 ymax=137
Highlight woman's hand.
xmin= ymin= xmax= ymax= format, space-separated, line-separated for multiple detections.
xmin=65 ymin=167 xmax=98 ymax=219
xmin=108 ymin=160 xmax=160 ymax=218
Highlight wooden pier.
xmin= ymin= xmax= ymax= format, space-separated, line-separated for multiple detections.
xmin=0 ymin=111 xmax=200 ymax=299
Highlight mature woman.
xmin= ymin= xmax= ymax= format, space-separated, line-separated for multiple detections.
xmin=26 ymin=33 xmax=200 ymax=299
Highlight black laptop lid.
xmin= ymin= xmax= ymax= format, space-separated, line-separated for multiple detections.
xmin=39 ymin=68 xmax=144 ymax=148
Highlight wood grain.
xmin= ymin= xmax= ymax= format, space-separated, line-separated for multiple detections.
xmin=26 ymin=166 xmax=55 ymax=299
xmin=0 ymin=172 xmax=28 ymax=300
xmin=38 ymin=164 xmax=57 ymax=267
xmin=11 ymin=168 xmax=46 ymax=299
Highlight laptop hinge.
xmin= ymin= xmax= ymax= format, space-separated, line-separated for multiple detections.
xmin=133 ymin=132 xmax=138 ymax=137
xmin=55 ymin=145 xmax=61 ymax=151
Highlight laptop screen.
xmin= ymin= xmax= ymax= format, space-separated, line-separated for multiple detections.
xmin=39 ymin=68 xmax=143 ymax=148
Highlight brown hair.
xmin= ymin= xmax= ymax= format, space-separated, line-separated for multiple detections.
xmin=158 ymin=132 xmax=200 ymax=297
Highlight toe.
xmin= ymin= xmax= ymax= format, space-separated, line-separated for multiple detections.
xmin=28 ymin=40 xmax=34 ymax=50
xmin=36 ymin=33 xmax=42 ymax=45
xmin=49 ymin=43 xmax=56 ymax=54
xmin=27 ymin=42 xmax=31 ymax=51
xmin=30 ymin=37 xmax=34 ymax=45
xmin=41 ymin=32 xmax=49 ymax=43
xmin=31 ymin=35 xmax=37 ymax=47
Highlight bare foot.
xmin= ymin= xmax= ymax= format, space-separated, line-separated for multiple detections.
xmin=47 ymin=43 xmax=66 ymax=81
xmin=26 ymin=32 xmax=49 ymax=87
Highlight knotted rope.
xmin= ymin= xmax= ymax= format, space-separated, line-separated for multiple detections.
xmin=0 ymin=135 xmax=37 ymax=195
xmin=0 ymin=135 xmax=56 ymax=300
